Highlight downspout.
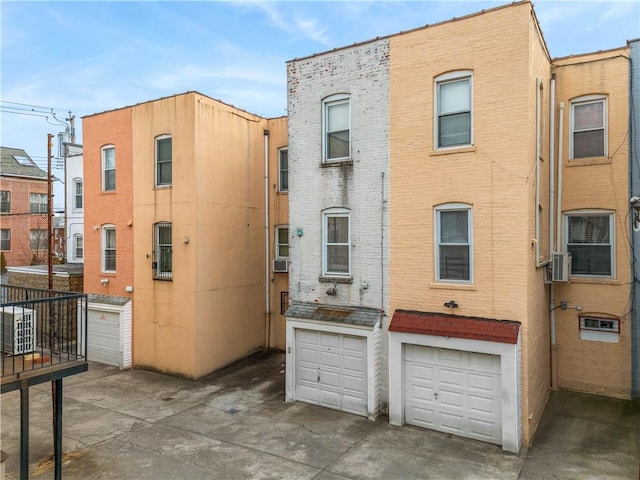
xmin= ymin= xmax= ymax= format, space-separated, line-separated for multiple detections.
xmin=549 ymin=74 xmax=558 ymax=389
xmin=381 ymin=171 xmax=385 ymax=312
xmin=264 ymin=129 xmax=271 ymax=349
xmin=535 ymin=77 xmax=542 ymax=266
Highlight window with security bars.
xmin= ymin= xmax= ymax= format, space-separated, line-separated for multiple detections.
xmin=566 ymin=212 xmax=613 ymax=276
xmin=30 ymin=193 xmax=47 ymax=213
xmin=0 ymin=191 xmax=10 ymax=213
xmin=154 ymin=222 xmax=172 ymax=280
xmin=435 ymin=204 xmax=472 ymax=282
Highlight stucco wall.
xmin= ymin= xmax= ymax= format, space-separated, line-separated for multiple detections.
xmin=552 ymin=49 xmax=632 ymax=398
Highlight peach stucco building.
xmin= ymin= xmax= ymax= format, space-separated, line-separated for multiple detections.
xmin=83 ymin=92 xmax=288 ymax=379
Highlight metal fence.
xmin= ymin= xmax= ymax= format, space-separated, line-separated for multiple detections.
xmin=1 ymin=284 xmax=88 ymax=380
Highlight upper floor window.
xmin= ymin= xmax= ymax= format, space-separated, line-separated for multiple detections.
xmin=102 ymin=225 xmax=116 ymax=272
xmin=323 ymin=209 xmax=350 ymax=276
xmin=30 ymin=193 xmax=48 ymax=213
xmin=156 ymin=135 xmax=172 ymax=187
xmin=0 ymin=191 xmax=10 ymax=213
xmin=73 ymin=179 xmax=83 ymax=210
xmin=323 ymin=95 xmax=350 ymax=162
xmin=275 ymin=226 xmax=289 ymax=259
xmin=435 ymin=71 xmax=473 ymax=149
xmin=30 ymin=229 xmax=47 ymax=251
xmin=74 ymin=234 xmax=84 ymax=260
xmin=154 ymin=222 xmax=172 ymax=280
xmin=0 ymin=229 xmax=10 ymax=251
xmin=565 ymin=210 xmax=613 ymax=277
xmin=278 ymin=148 xmax=288 ymax=192
xmin=570 ymin=96 xmax=606 ymax=159
xmin=102 ymin=145 xmax=115 ymax=191
xmin=435 ymin=203 xmax=473 ymax=283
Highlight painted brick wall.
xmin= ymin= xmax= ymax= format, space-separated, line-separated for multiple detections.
xmin=287 ymin=39 xmax=390 ymax=313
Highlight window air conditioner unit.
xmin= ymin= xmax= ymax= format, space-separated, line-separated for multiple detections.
xmin=552 ymin=252 xmax=571 ymax=283
xmin=273 ymin=259 xmax=288 ymax=273
xmin=1 ymin=307 xmax=36 ymax=355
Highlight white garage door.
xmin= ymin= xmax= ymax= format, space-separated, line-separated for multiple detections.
xmin=404 ymin=344 xmax=502 ymax=444
xmin=295 ymin=329 xmax=367 ymax=416
xmin=87 ymin=309 xmax=120 ymax=367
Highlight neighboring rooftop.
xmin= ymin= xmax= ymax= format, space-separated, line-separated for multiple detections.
xmin=0 ymin=146 xmax=47 ymax=179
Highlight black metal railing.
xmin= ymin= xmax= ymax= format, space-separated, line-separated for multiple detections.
xmin=1 ymin=284 xmax=88 ymax=380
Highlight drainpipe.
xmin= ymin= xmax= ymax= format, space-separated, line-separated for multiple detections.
xmin=264 ymin=129 xmax=271 ymax=349
xmin=549 ymin=75 xmax=558 ymax=390
xmin=380 ymin=171 xmax=385 ymax=312
xmin=535 ymin=77 xmax=542 ymax=266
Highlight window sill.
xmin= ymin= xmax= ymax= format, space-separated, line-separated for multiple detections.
xmin=429 ymin=282 xmax=476 ymax=291
xmin=277 ymin=190 xmax=288 ymax=195
xmin=567 ymin=156 xmax=611 ymax=167
xmin=321 ymin=159 xmax=353 ymax=168
xmin=430 ymin=145 xmax=476 ymax=156
xmin=568 ymin=276 xmax=620 ymax=286
xmin=100 ymin=191 xmax=116 ymax=195
xmin=154 ymin=185 xmax=172 ymax=190
xmin=153 ymin=277 xmax=173 ymax=281
xmin=319 ymin=276 xmax=353 ymax=284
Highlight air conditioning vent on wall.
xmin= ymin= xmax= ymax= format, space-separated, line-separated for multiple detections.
xmin=1 ymin=307 xmax=36 ymax=355
xmin=552 ymin=252 xmax=571 ymax=283
xmin=273 ymin=259 xmax=288 ymax=273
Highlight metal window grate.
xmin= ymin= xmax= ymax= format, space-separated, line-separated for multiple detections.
xmin=280 ymin=291 xmax=289 ymax=315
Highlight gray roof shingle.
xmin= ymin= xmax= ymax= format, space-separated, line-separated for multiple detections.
xmin=286 ymin=302 xmax=383 ymax=328
xmin=1 ymin=146 xmax=47 ymax=179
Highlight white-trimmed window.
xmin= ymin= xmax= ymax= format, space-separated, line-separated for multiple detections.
xmin=30 ymin=193 xmax=47 ymax=213
xmin=30 ymin=229 xmax=47 ymax=251
xmin=156 ymin=135 xmax=172 ymax=187
xmin=435 ymin=204 xmax=473 ymax=282
xmin=565 ymin=210 xmax=614 ymax=277
xmin=275 ymin=226 xmax=289 ymax=259
xmin=102 ymin=225 xmax=116 ymax=272
xmin=1 ymin=229 xmax=10 ymax=250
xmin=323 ymin=209 xmax=350 ymax=276
xmin=323 ymin=95 xmax=350 ymax=162
xmin=73 ymin=179 xmax=83 ymax=210
xmin=435 ymin=71 xmax=473 ymax=149
xmin=102 ymin=145 xmax=116 ymax=191
xmin=0 ymin=190 xmax=10 ymax=213
xmin=153 ymin=222 xmax=172 ymax=280
xmin=570 ymin=95 xmax=606 ymax=159
xmin=278 ymin=148 xmax=288 ymax=192
xmin=74 ymin=234 xmax=84 ymax=260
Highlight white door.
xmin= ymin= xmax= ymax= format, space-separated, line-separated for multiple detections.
xmin=87 ymin=309 xmax=121 ymax=367
xmin=295 ymin=329 xmax=367 ymax=416
xmin=404 ymin=344 xmax=502 ymax=444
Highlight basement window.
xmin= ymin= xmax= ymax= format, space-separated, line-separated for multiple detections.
xmin=579 ymin=315 xmax=619 ymax=343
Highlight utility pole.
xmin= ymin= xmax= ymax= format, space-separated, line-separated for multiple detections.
xmin=47 ymin=134 xmax=54 ymax=290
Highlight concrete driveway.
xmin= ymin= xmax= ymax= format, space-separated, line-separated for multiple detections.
xmin=1 ymin=351 xmax=639 ymax=479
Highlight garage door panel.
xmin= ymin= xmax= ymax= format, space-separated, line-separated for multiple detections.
xmin=320 ymin=350 xmax=341 ymax=368
xmin=295 ymin=329 xmax=367 ymax=417
xmin=404 ymin=345 xmax=502 ymax=445
xmin=406 ymin=405 xmax=435 ymax=428
xmin=405 ymin=362 xmax=435 ymax=385
xmin=438 ymin=367 xmax=464 ymax=389
xmin=468 ymin=395 xmax=500 ymax=416
xmin=468 ymin=372 xmax=499 ymax=394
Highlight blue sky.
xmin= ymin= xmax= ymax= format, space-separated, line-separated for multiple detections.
xmin=1 ymin=0 xmax=638 ymax=208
